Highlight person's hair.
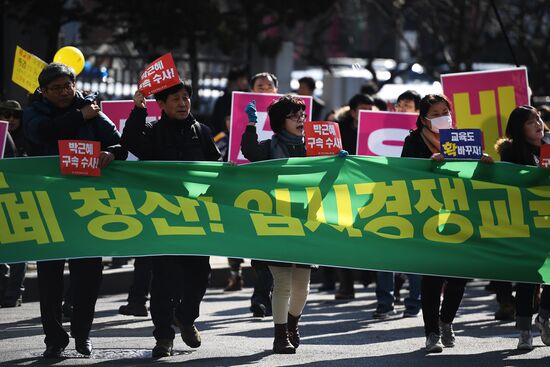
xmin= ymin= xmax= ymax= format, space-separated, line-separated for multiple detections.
xmin=397 ymin=90 xmax=421 ymax=110
xmin=415 ymin=94 xmax=452 ymax=129
xmin=154 ymin=79 xmax=193 ymax=102
xmin=38 ymin=63 xmax=76 ymax=88
xmin=538 ymin=105 xmax=550 ymax=124
xmin=373 ymin=96 xmax=387 ymax=111
xmin=495 ymin=105 xmax=540 ymax=164
xmin=298 ymin=76 xmax=316 ymax=91
xmin=268 ymin=94 xmax=306 ymax=133
xmin=360 ymin=81 xmax=378 ymax=95
xmin=250 ymin=72 xmax=278 ymax=89
xmin=348 ymin=94 xmax=374 ymax=110
xmin=227 ymin=65 xmax=248 ymax=83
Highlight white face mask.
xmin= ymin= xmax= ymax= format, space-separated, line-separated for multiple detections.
xmin=428 ymin=114 xmax=452 ymax=133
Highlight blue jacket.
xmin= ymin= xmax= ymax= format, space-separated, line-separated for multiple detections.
xmin=23 ymin=90 xmax=126 ymax=159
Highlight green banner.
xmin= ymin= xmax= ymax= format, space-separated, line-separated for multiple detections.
xmin=0 ymin=156 xmax=549 ymax=283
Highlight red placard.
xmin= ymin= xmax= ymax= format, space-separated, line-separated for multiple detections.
xmin=138 ymin=53 xmax=181 ymax=97
xmin=58 ymin=140 xmax=101 ymax=176
xmin=541 ymin=144 xmax=550 ymax=168
xmin=304 ymin=121 xmax=343 ymax=156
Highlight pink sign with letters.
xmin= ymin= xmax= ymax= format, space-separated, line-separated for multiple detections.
xmin=441 ymin=67 xmax=529 ymax=159
xmin=356 ymin=111 xmax=418 ymax=157
xmin=228 ymin=92 xmax=313 ymax=164
xmin=101 ymin=100 xmax=162 ymax=132
xmin=0 ymin=121 xmax=8 ymax=159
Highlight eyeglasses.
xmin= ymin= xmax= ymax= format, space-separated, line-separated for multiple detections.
xmin=0 ymin=109 xmax=22 ymax=119
xmin=286 ymin=112 xmax=307 ymax=121
xmin=46 ymin=82 xmax=75 ymax=94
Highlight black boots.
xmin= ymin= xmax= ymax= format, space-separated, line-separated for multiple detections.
xmin=287 ymin=313 xmax=301 ymax=348
xmin=273 ymin=324 xmax=296 ymax=354
xmin=224 ymin=272 xmax=243 ymax=292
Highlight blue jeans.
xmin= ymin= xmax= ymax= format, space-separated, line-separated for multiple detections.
xmin=376 ymin=272 xmax=421 ymax=310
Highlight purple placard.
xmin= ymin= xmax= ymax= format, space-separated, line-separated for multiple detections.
xmin=228 ymin=92 xmax=313 ymax=164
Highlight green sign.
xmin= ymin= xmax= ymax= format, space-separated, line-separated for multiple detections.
xmin=0 ymin=156 xmax=549 ymax=283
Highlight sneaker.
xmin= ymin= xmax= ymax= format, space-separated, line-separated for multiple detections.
xmin=174 ymin=316 xmax=201 ymax=348
xmin=403 ymin=307 xmax=420 ymax=318
xmin=494 ymin=303 xmax=515 ymax=321
xmin=119 ymin=303 xmax=148 ymax=317
xmin=372 ymin=305 xmax=397 ymax=319
xmin=0 ymin=295 xmax=22 ymax=308
xmin=425 ymin=333 xmax=443 ymax=353
xmin=535 ymin=316 xmax=550 ymax=346
xmin=439 ymin=321 xmax=456 ymax=347
xmin=517 ymin=330 xmax=533 ymax=350
xmin=152 ymin=339 xmax=173 ymax=358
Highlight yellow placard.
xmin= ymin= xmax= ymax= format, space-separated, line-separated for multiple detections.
xmin=11 ymin=46 xmax=48 ymax=93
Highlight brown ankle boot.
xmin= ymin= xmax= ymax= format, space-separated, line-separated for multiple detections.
xmin=224 ymin=273 xmax=243 ymax=292
xmin=287 ymin=313 xmax=301 ymax=348
xmin=273 ymin=324 xmax=296 ymax=354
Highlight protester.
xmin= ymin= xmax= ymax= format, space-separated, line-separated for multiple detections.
xmin=245 ymin=72 xmax=279 ymax=317
xmin=23 ymin=62 xmax=127 ymax=358
xmin=121 ymin=79 xmax=221 ymax=358
xmin=297 ymin=76 xmax=325 ymax=121
xmin=395 ymin=90 xmax=421 ymax=113
xmin=334 ymin=94 xmax=378 ymax=300
xmin=401 ymin=94 xmax=493 ymax=353
xmin=241 ymin=95 xmax=312 ymax=354
xmin=118 ymin=257 xmax=153 ymax=317
xmin=494 ymin=105 xmax=550 ymax=351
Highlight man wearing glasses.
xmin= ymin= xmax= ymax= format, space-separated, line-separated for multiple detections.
xmin=23 ymin=62 xmax=127 ymax=358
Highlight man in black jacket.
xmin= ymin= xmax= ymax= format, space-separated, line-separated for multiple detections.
xmin=121 ymin=80 xmax=221 ymax=358
xmin=23 ymin=62 xmax=127 ymax=358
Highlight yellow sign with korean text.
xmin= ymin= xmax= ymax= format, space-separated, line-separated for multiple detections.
xmin=11 ymin=46 xmax=47 ymax=93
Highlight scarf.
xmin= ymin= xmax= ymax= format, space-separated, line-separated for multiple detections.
xmin=420 ymin=127 xmax=441 ymax=154
xmin=270 ymin=130 xmax=304 ymax=159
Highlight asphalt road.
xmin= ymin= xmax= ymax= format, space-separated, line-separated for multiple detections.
xmin=1 ymin=281 xmax=549 ymax=366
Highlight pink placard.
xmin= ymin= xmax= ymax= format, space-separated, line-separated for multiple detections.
xmin=100 ymin=100 xmax=162 ymax=132
xmin=356 ymin=111 xmax=418 ymax=157
xmin=228 ymin=92 xmax=313 ymax=164
xmin=441 ymin=67 xmax=529 ymax=159
xmin=0 ymin=121 xmax=8 ymax=159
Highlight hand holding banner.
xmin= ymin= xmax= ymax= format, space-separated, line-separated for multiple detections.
xmin=138 ymin=53 xmax=180 ymax=97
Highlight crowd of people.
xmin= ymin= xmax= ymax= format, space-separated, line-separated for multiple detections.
xmin=0 ymin=61 xmax=549 ymax=358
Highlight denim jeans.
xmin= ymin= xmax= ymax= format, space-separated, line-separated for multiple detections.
xmin=376 ymin=271 xmax=421 ymax=310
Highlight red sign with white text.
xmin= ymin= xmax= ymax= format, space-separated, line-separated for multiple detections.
xmin=541 ymin=145 xmax=550 ymax=168
xmin=305 ymin=121 xmax=342 ymax=156
xmin=138 ymin=53 xmax=180 ymax=97
xmin=58 ymin=140 xmax=101 ymax=176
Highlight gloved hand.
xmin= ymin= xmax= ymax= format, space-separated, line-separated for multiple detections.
xmin=245 ymin=100 xmax=258 ymax=123
xmin=338 ymin=150 xmax=349 ymax=157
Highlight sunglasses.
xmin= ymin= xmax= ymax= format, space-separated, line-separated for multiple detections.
xmin=0 ymin=109 xmax=22 ymax=119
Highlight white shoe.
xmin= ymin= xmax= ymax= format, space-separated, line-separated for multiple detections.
xmin=517 ymin=330 xmax=533 ymax=350
xmin=535 ymin=316 xmax=550 ymax=346
xmin=439 ymin=320 xmax=455 ymax=347
xmin=425 ymin=332 xmax=443 ymax=353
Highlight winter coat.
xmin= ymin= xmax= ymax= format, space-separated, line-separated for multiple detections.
xmin=121 ymin=107 xmax=220 ymax=162
xmin=401 ymin=129 xmax=433 ymax=159
xmin=23 ymin=90 xmax=126 ymax=159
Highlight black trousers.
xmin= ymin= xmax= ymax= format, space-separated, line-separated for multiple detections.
xmin=0 ymin=262 xmax=27 ymax=302
xmin=421 ymin=275 xmax=467 ymax=336
xmin=151 ymin=256 xmax=210 ymax=341
xmin=127 ymin=257 xmax=153 ymax=305
xmin=37 ymin=258 xmax=103 ymax=347
xmin=494 ymin=281 xmax=514 ymax=304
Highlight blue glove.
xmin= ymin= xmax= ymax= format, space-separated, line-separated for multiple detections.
xmin=245 ymin=100 xmax=258 ymax=123
xmin=338 ymin=150 xmax=349 ymax=157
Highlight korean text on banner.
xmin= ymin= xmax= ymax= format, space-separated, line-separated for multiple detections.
xmin=441 ymin=67 xmax=529 ymax=160
xmin=541 ymin=145 xmax=550 ymax=168
xmin=305 ymin=121 xmax=342 ymax=156
xmin=228 ymin=92 xmax=313 ymax=164
xmin=0 ymin=121 xmax=8 ymax=159
xmin=11 ymin=46 xmax=48 ymax=94
xmin=357 ymin=111 xmax=418 ymax=157
xmin=440 ymin=129 xmax=483 ymax=159
xmin=58 ymin=140 xmax=101 ymax=176
xmin=138 ymin=53 xmax=180 ymax=97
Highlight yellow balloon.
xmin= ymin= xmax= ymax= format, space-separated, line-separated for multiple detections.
xmin=53 ymin=46 xmax=85 ymax=75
